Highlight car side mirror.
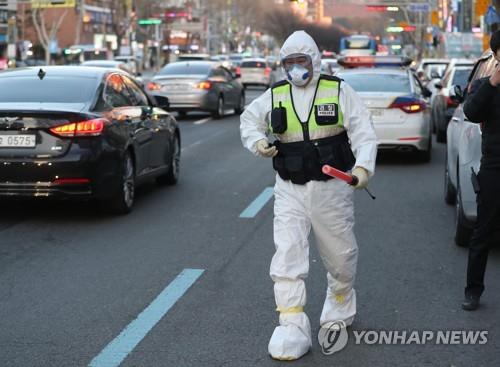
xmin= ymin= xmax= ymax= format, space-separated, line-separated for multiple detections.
xmin=154 ymin=95 xmax=170 ymax=110
xmin=430 ymin=71 xmax=440 ymax=79
xmin=434 ymin=82 xmax=443 ymax=89
xmin=140 ymin=106 xmax=153 ymax=120
xmin=450 ymin=84 xmax=464 ymax=103
xmin=422 ymin=87 xmax=432 ymax=98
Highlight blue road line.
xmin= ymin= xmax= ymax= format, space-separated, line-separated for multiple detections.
xmin=239 ymin=187 xmax=274 ymax=218
xmin=89 ymin=268 xmax=205 ymax=367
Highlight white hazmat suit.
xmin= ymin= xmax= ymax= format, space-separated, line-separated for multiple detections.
xmin=240 ymin=31 xmax=378 ymax=360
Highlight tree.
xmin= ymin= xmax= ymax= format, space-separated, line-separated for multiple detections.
xmin=31 ymin=7 xmax=69 ymax=65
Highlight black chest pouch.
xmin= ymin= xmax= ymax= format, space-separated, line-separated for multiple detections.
xmin=315 ymin=103 xmax=339 ymax=126
xmin=271 ymin=102 xmax=288 ymax=134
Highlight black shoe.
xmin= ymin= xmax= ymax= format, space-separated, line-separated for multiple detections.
xmin=462 ymin=296 xmax=480 ymax=311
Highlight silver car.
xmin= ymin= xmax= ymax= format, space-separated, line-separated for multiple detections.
xmin=147 ymin=61 xmax=245 ymax=118
xmin=337 ymin=66 xmax=432 ymax=161
xmin=445 ymin=51 xmax=495 ymax=246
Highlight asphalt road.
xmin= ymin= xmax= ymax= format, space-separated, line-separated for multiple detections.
xmin=1 ymin=87 xmax=499 ymax=367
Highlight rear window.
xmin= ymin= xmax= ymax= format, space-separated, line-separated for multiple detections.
xmin=241 ymin=61 xmax=266 ymax=68
xmin=452 ymin=68 xmax=472 ymax=88
xmin=0 ymin=75 xmax=96 ymax=103
xmin=346 ymin=39 xmax=371 ymax=49
xmin=158 ymin=63 xmax=211 ymax=76
xmin=338 ymin=73 xmax=411 ymax=93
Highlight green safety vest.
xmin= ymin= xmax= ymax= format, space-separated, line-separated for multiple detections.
xmin=270 ymin=76 xmax=345 ymax=143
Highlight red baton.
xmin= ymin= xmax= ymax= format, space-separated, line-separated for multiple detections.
xmin=322 ymin=165 xmax=359 ymax=186
xmin=322 ymin=164 xmax=376 ymax=200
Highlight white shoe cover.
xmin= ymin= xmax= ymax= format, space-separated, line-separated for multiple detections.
xmin=268 ymin=313 xmax=312 ymax=360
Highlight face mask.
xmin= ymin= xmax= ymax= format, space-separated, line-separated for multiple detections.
xmin=286 ymin=65 xmax=310 ymax=87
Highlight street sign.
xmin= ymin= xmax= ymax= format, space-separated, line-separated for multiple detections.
xmin=31 ymin=0 xmax=76 ymax=8
xmin=408 ymin=3 xmax=431 ymax=12
xmin=138 ymin=19 xmax=162 ymax=25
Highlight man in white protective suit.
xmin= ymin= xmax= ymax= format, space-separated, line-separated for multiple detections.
xmin=240 ymin=30 xmax=378 ymax=360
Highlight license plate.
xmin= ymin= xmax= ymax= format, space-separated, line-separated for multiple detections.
xmin=164 ymin=84 xmax=188 ymax=91
xmin=0 ymin=134 xmax=36 ymax=148
xmin=370 ymin=109 xmax=383 ymax=117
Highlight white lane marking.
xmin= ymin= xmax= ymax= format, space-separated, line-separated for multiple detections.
xmin=193 ymin=117 xmax=212 ymax=125
xmin=88 ymin=269 xmax=205 ymax=367
xmin=180 ymin=130 xmax=226 ymax=153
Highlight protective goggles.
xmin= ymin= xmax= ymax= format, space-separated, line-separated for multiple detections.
xmin=281 ymin=53 xmax=312 ymax=72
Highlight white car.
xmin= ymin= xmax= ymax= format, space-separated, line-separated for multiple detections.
xmin=445 ymin=51 xmax=495 ymax=246
xmin=337 ymin=64 xmax=432 ymax=161
xmin=239 ymin=58 xmax=272 ymax=88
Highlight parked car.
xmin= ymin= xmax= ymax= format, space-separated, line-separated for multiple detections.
xmin=431 ymin=64 xmax=473 ymax=142
xmin=416 ymin=58 xmax=449 ymax=82
xmin=445 ymin=51 xmax=495 ymax=246
xmin=114 ymin=55 xmax=141 ymax=75
xmin=239 ymin=58 xmax=272 ymax=88
xmin=0 ymin=66 xmax=179 ymax=214
xmin=321 ymin=58 xmax=339 ymax=75
xmin=337 ymin=57 xmax=432 ymax=161
xmin=147 ymin=61 xmax=245 ymax=118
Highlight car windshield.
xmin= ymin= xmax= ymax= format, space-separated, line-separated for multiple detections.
xmin=452 ymin=68 xmax=472 ymax=88
xmin=158 ymin=63 xmax=211 ymax=76
xmin=338 ymin=72 xmax=411 ymax=93
xmin=241 ymin=61 xmax=266 ymax=68
xmin=0 ymin=75 xmax=96 ymax=103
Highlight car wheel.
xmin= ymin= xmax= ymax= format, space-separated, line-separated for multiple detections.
xmin=103 ymin=151 xmax=135 ymax=214
xmin=235 ymin=92 xmax=245 ymax=114
xmin=436 ymin=127 xmax=446 ymax=143
xmin=211 ymin=96 xmax=224 ymax=119
xmin=444 ymin=155 xmax=456 ymax=205
xmin=156 ymin=134 xmax=180 ymax=186
xmin=455 ymin=175 xmax=473 ymax=247
xmin=416 ymin=135 xmax=432 ymax=162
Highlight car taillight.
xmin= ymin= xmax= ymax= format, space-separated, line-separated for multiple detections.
xmin=389 ymin=97 xmax=426 ymax=114
xmin=50 ymin=118 xmax=107 ymax=137
xmin=196 ymin=81 xmax=212 ymax=90
xmin=236 ymin=66 xmax=241 ymax=75
xmin=446 ymin=96 xmax=459 ymax=108
xmin=53 ymin=178 xmax=90 ymax=185
xmin=264 ymin=67 xmax=271 ymax=76
xmin=147 ymin=82 xmax=162 ymax=91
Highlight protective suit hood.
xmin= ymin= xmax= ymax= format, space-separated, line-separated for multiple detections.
xmin=280 ymin=31 xmax=321 ymax=85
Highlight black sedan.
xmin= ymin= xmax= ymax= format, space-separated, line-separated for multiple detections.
xmin=0 ymin=66 xmax=180 ymax=214
xmin=147 ymin=61 xmax=245 ymax=118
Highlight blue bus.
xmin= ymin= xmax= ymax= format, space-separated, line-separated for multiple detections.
xmin=340 ymin=35 xmax=377 ymax=56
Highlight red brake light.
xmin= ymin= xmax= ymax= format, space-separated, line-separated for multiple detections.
xmin=446 ymin=96 xmax=459 ymax=108
xmin=264 ymin=67 xmax=271 ymax=76
xmin=196 ymin=81 xmax=212 ymax=90
xmin=236 ymin=66 xmax=241 ymax=75
xmin=53 ymin=178 xmax=90 ymax=185
xmin=389 ymin=97 xmax=426 ymax=114
xmin=147 ymin=82 xmax=162 ymax=91
xmin=50 ymin=118 xmax=107 ymax=137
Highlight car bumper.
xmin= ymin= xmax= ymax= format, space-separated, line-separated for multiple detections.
xmin=153 ymin=90 xmax=216 ymax=111
xmin=0 ymin=142 xmax=121 ymax=199
xmin=375 ymin=119 xmax=430 ymax=151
